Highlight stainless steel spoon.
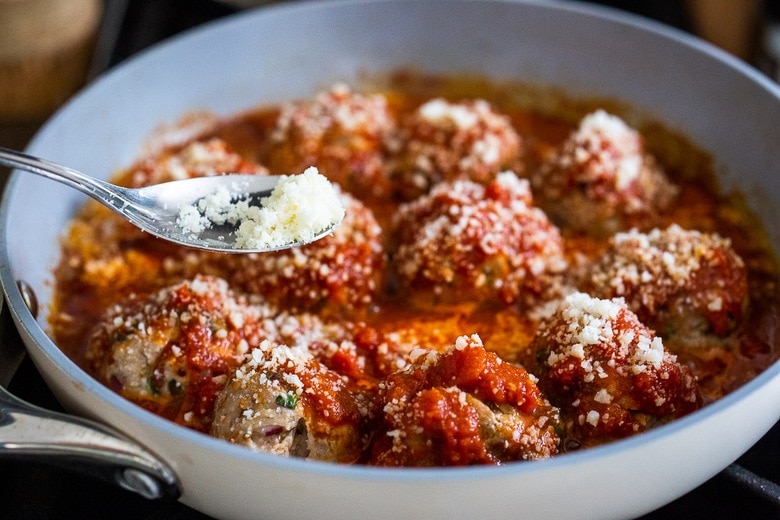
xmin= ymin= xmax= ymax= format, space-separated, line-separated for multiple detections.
xmin=0 ymin=147 xmax=340 ymax=254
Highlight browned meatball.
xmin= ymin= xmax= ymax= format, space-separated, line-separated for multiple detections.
xmin=211 ymin=338 xmax=364 ymax=463
xmin=531 ymin=110 xmax=678 ymax=236
xmin=60 ymin=138 xmax=270 ymax=298
xmin=392 ymin=171 xmax=567 ymax=307
xmin=369 ymin=334 xmax=560 ymax=466
xmin=392 ymin=98 xmax=523 ymax=199
xmin=578 ymin=224 xmax=748 ymax=337
xmin=86 ymin=275 xmax=274 ymax=431
xmin=531 ymin=292 xmax=701 ymax=447
xmin=261 ymin=83 xmax=397 ymax=199
xmin=86 ymin=273 xmax=398 ymax=435
xmin=222 ymin=189 xmax=385 ymax=317
xmin=127 ymin=137 xmax=268 ymax=187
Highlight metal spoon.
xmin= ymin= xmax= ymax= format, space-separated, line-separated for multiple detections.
xmin=0 ymin=147 xmax=340 ymax=254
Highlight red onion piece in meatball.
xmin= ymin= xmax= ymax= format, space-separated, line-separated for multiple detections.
xmin=86 ymin=275 xmax=275 ymax=431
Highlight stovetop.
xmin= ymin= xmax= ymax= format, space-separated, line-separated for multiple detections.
xmin=0 ymin=1 xmax=778 ymax=518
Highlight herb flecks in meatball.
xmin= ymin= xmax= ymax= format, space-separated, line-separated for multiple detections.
xmin=532 ymin=110 xmax=678 ymax=236
xmin=87 ymin=273 xmax=397 ymax=440
xmin=369 ymin=334 xmax=560 ymax=466
xmin=532 ymin=292 xmax=701 ymax=446
xmin=392 ymin=98 xmax=523 ymax=200
xmin=392 ymin=171 xmax=567 ymax=307
xmin=86 ymin=275 xmax=274 ymax=431
xmin=262 ymin=83 xmax=397 ymax=199
xmin=579 ymin=224 xmax=748 ymax=337
xmin=211 ymin=339 xmax=363 ymax=463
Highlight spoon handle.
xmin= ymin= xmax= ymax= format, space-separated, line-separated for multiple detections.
xmin=0 ymin=147 xmax=157 ymax=229
xmin=0 ymin=147 xmax=118 ymax=201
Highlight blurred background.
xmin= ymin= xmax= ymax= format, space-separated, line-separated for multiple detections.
xmin=2 ymin=0 xmax=779 ymax=152
xmin=0 ymin=1 xmax=778 ymax=519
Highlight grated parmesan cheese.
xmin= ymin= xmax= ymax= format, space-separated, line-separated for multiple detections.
xmin=176 ymin=167 xmax=345 ymax=249
xmin=418 ymin=98 xmax=480 ymax=129
xmin=576 ymin=110 xmax=643 ymax=190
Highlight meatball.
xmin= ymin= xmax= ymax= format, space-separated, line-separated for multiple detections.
xmin=211 ymin=339 xmax=363 ymax=463
xmin=392 ymin=98 xmax=523 ymax=199
xmin=247 ymin=306 xmax=408 ymax=389
xmin=369 ymin=334 xmax=560 ymax=466
xmin=127 ymin=137 xmax=268 ymax=187
xmin=392 ymin=171 xmax=567 ymax=307
xmin=531 ymin=292 xmax=701 ymax=447
xmin=261 ymin=83 xmax=397 ymax=199
xmin=61 ymin=138 xmax=269 ymax=297
xmin=221 ymin=189 xmax=385 ymax=316
xmin=531 ymin=110 xmax=678 ymax=236
xmin=578 ymin=224 xmax=748 ymax=337
xmin=86 ymin=276 xmax=274 ymax=431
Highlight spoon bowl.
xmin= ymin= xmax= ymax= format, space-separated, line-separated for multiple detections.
xmin=0 ymin=147 xmax=340 ymax=253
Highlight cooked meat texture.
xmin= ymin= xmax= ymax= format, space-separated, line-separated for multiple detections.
xmin=219 ymin=189 xmax=386 ymax=317
xmin=392 ymin=171 xmax=567 ymax=306
xmin=127 ymin=137 xmax=269 ymax=187
xmin=531 ymin=110 xmax=678 ymax=236
xmin=577 ymin=224 xmax=747 ymax=337
xmin=211 ymin=339 xmax=363 ymax=463
xmin=531 ymin=292 xmax=701 ymax=447
xmin=392 ymin=98 xmax=523 ymax=199
xmin=261 ymin=83 xmax=397 ymax=199
xmin=86 ymin=275 xmax=275 ymax=431
xmin=369 ymin=334 xmax=560 ymax=466
xmin=86 ymin=271 xmax=402 ymax=436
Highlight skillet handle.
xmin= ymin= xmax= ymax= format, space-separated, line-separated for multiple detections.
xmin=0 ymin=384 xmax=180 ymax=500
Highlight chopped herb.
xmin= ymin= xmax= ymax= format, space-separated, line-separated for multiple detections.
xmin=148 ymin=377 xmax=161 ymax=395
xmin=168 ymin=379 xmax=183 ymax=395
xmin=275 ymin=391 xmax=299 ymax=409
xmin=536 ymin=346 xmax=551 ymax=367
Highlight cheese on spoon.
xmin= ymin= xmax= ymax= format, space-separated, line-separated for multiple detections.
xmin=177 ymin=166 xmax=345 ymax=250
